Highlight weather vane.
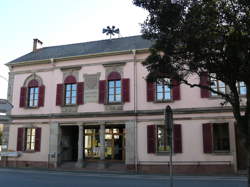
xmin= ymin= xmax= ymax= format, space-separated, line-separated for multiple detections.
xmin=102 ymin=26 xmax=120 ymax=39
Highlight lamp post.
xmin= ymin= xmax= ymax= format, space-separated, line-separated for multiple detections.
xmin=165 ymin=105 xmax=173 ymax=187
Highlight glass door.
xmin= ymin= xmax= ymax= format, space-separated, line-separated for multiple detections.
xmin=105 ymin=127 xmax=125 ymax=160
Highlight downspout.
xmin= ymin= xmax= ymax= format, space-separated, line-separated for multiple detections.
xmin=132 ymin=49 xmax=138 ymax=173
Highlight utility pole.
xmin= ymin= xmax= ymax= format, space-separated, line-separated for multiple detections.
xmin=165 ymin=105 xmax=173 ymax=187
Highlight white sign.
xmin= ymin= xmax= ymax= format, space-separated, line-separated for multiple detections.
xmin=0 ymin=152 xmax=21 ymax=157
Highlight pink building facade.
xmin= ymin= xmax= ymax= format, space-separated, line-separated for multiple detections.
xmin=2 ymin=36 xmax=247 ymax=174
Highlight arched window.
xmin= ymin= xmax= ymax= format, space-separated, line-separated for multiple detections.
xmin=107 ymin=72 xmax=121 ymax=103
xmin=64 ymin=75 xmax=77 ymax=105
xmin=27 ymin=79 xmax=39 ymax=107
xmin=19 ymin=75 xmax=45 ymax=108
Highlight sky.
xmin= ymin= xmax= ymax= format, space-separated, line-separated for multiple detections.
xmin=0 ymin=0 xmax=148 ymax=99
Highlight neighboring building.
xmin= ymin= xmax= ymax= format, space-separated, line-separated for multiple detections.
xmin=2 ymin=35 xmax=247 ymax=174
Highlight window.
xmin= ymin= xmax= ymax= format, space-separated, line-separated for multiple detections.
xmin=28 ymin=87 xmax=39 ymax=107
xmin=108 ymin=80 xmax=121 ymax=103
xmin=210 ymin=74 xmax=226 ymax=96
xmin=65 ymin=83 xmax=77 ymax=105
xmin=213 ymin=123 xmax=230 ymax=152
xmin=20 ymin=77 xmax=45 ymax=108
xmin=157 ymin=126 xmax=170 ymax=152
xmin=156 ymin=82 xmax=171 ymax=101
xmin=25 ymin=128 xmax=36 ymax=151
xmin=237 ymin=81 xmax=246 ymax=95
xmin=203 ymin=123 xmax=230 ymax=153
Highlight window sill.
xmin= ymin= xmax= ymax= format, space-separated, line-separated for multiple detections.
xmin=105 ymin=102 xmax=123 ymax=105
xmin=212 ymin=151 xmax=231 ymax=155
xmin=156 ymin=151 xmax=171 ymax=156
xmin=154 ymin=100 xmax=173 ymax=103
xmin=23 ymin=150 xmax=36 ymax=153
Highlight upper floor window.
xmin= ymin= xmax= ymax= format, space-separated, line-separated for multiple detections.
xmin=108 ymin=80 xmax=121 ymax=103
xmin=65 ymin=83 xmax=77 ymax=105
xmin=156 ymin=80 xmax=171 ymax=101
xmin=19 ymin=76 xmax=45 ymax=108
xmin=56 ymin=75 xmax=84 ymax=106
xmin=210 ymin=74 xmax=226 ymax=96
xmin=107 ymin=72 xmax=122 ymax=104
xmin=237 ymin=81 xmax=246 ymax=95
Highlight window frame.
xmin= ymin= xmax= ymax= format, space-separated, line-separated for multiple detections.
xmin=210 ymin=74 xmax=226 ymax=97
xmin=108 ymin=79 xmax=122 ymax=104
xmin=28 ymin=87 xmax=39 ymax=108
xmin=212 ymin=123 xmax=230 ymax=153
xmin=156 ymin=125 xmax=171 ymax=153
xmin=64 ymin=83 xmax=77 ymax=106
xmin=24 ymin=128 xmax=36 ymax=152
xmin=237 ymin=81 xmax=246 ymax=96
xmin=155 ymin=81 xmax=172 ymax=102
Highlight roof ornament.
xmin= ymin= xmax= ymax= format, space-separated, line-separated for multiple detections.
xmin=102 ymin=26 xmax=120 ymax=39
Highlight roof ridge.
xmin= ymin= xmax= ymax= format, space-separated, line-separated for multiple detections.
xmin=43 ymin=35 xmax=143 ymax=49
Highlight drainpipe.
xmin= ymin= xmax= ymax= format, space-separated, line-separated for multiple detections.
xmin=132 ymin=49 xmax=138 ymax=173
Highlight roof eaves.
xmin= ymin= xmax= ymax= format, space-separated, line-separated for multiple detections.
xmin=6 ymin=48 xmax=149 ymax=67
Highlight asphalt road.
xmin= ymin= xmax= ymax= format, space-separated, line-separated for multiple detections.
xmin=0 ymin=168 xmax=247 ymax=187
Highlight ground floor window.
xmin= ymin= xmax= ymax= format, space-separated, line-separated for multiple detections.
xmin=25 ymin=128 xmax=36 ymax=151
xmin=157 ymin=126 xmax=170 ymax=152
xmin=84 ymin=128 xmax=100 ymax=159
xmin=213 ymin=123 xmax=230 ymax=152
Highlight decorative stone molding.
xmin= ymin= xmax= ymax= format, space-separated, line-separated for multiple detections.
xmin=83 ymin=73 xmax=100 ymax=103
xmin=62 ymin=71 xmax=79 ymax=83
xmin=105 ymin=104 xmax=123 ymax=111
xmin=23 ymin=73 xmax=43 ymax=87
xmin=61 ymin=106 xmax=78 ymax=113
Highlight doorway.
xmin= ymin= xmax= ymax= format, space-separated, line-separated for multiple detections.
xmin=61 ymin=126 xmax=78 ymax=162
xmin=105 ymin=126 xmax=125 ymax=161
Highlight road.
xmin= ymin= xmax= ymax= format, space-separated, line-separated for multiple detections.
xmin=0 ymin=168 xmax=247 ymax=187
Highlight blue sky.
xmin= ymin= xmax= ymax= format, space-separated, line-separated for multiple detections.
xmin=0 ymin=0 xmax=148 ymax=99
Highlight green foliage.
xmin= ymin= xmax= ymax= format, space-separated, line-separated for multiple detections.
xmin=133 ymin=0 xmax=250 ymax=137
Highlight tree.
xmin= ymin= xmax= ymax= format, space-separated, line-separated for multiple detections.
xmin=133 ymin=0 xmax=250 ymax=184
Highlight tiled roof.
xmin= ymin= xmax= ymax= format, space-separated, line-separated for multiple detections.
xmin=8 ymin=35 xmax=153 ymax=65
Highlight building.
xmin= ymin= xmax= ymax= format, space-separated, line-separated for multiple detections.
xmin=1 ymin=35 xmax=247 ymax=174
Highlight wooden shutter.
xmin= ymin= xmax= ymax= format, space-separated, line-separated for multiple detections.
xmin=147 ymin=81 xmax=155 ymax=102
xmin=56 ymin=84 xmax=63 ymax=106
xmin=38 ymin=85 xmax=45 ymax=107
xmin=147 ymin=125 xmax=156 ymax=153
xmin=122 ymin=79 xmax=130 ymax=102
xmin=173 ymin=124 xmax=182 ymax=153
xmin=19 ymin=87 xmax=27 ymax=108
xmin=200 ymin=72 xmax=210 ymax=98
xmin=172 ymin=79 xmax=181 ymax=100
xmin=202 ymin=123 xmax=213 ymax=153
xmin=17 ymin=128 xmax=24 ymax=151
xmin=99 ymin=80 xmax=106 ymax=104
xmin=77 ymin=82 xmax=84 ymax=105
xmin=35 ymin=128 xmax=42 ymax=152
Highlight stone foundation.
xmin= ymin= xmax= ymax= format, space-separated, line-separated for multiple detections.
xmin=136 ymin=164 xmax=235 ymax=175
xmin=0 ymin=160 xmax=234 ymax=175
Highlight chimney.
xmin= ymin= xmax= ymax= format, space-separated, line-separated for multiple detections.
xmin=33 ymin=38 xmax=43 ymax=52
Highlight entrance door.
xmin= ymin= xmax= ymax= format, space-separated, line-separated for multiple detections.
xmin=105 ymin=127 xmax=125 ymax=160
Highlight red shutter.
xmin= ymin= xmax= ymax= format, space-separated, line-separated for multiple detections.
xmin=147 ymin=125 xmax=156 ymax=153
xmin=77 ymin=82 xmax=84 ymax=105
xmin=56 ymin=84 xmax=63 ymax=106
xmin=200 ymin=72 xmax=210 ymax=98
xmin=202 ymin=123 xmax=213 ymax=153
xmin=19 ymin=87 xmax=27 ymax=108
xmin=17 ymin=128 xmax=24 ymax=151
xmin=35 ymin=128 xmax=42 ymax=152
xmin=122 ymin=79 xmax=130 ymax=102
xmin=172 ymin=79 xmax=181 ymax=100
xmin=173 ymin=124 xmax=182 ymax=153
xmin=147 ymin=81 xmax=155 ymax=102
xmin=38 ymin=85 xmax=45 ymax=107
xmin=99 ymin=80 xmax=106 ymax=104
